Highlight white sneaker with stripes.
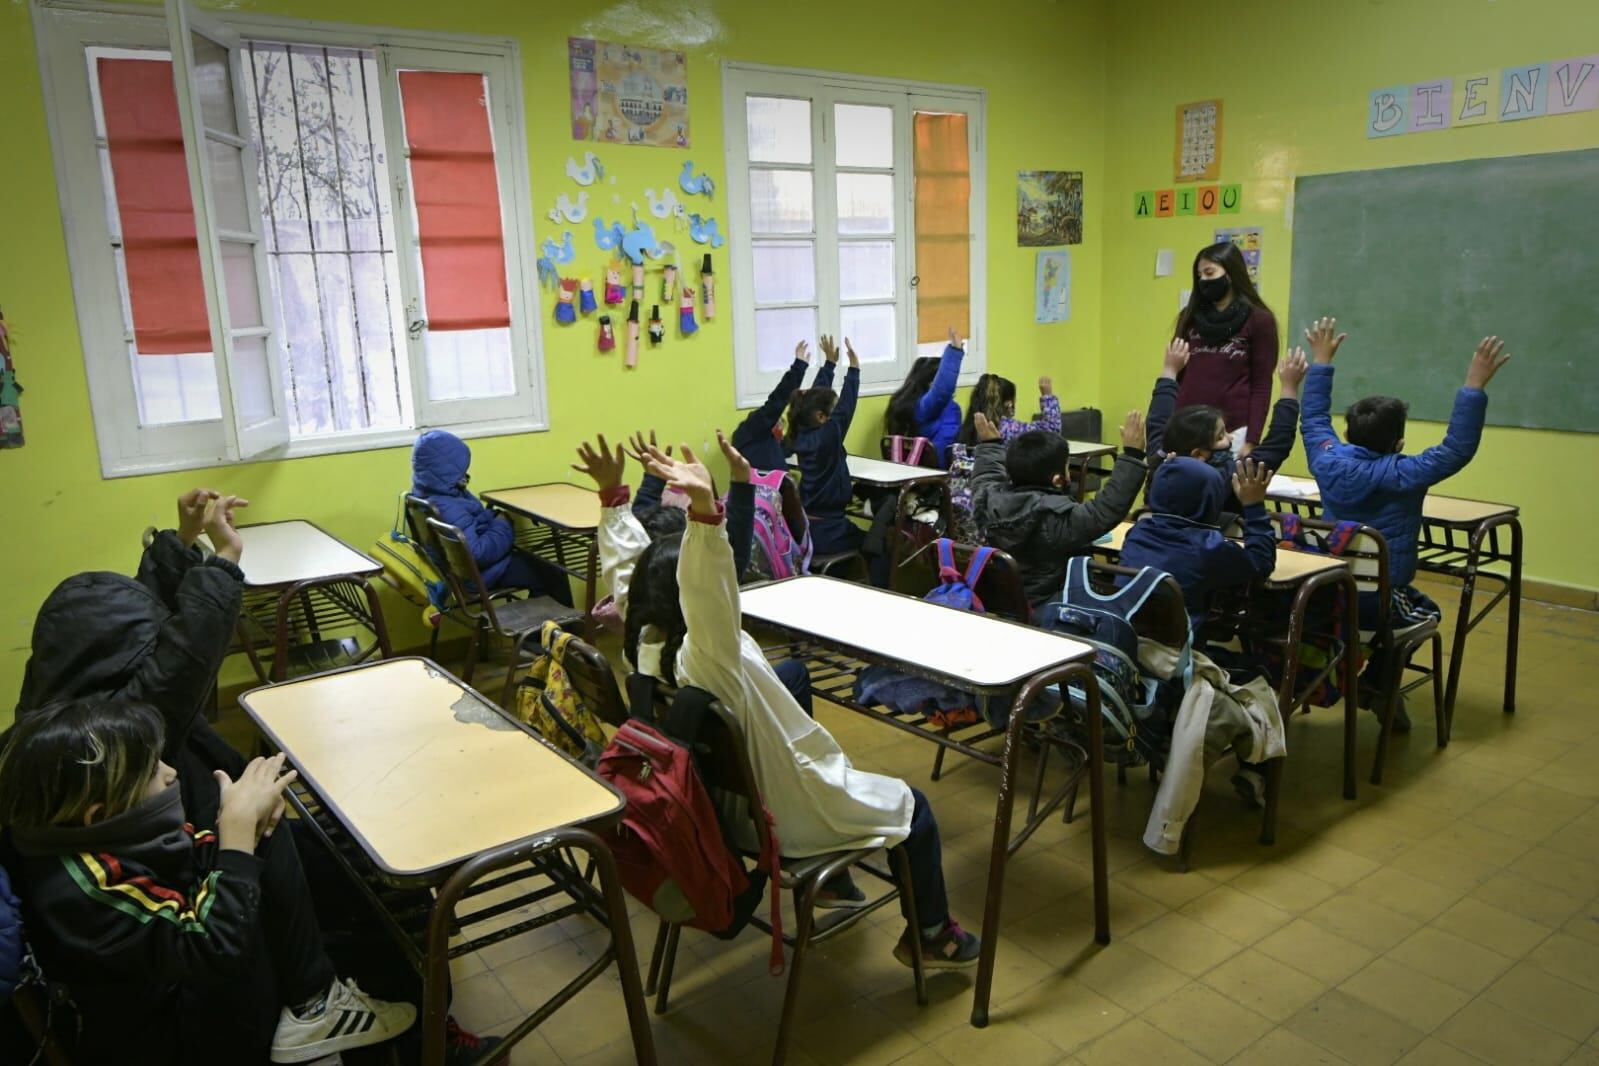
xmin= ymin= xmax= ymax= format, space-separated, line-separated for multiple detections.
xmin=270 ymin=977 xmax=416 ymax=1063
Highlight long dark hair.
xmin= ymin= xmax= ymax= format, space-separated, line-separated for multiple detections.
xmin=1174 ymin=242 xmax=1271 ymax=340
xmin=0 ymin=698 xmax=165 ymax=830
xmin=622 ymin=537 xmax=687 ymax=687
xmin=885 ymin=357 xmax=942 ymax=436
xmin=955 ymin=373 xmax=1018 ymax=446
xmin=781 ymin=387 xmax=836 ymax=450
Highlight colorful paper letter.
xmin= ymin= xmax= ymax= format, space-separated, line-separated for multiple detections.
xmin=1219 ymin=184 xmax=1242 ymax=214
xmin=1409 ymin=80 xmax=1451 ymax=132
xmin=1155 ymin=189 xmax=1175 ymax=217
xmin=1500 ymin=63 xmax=1550 ymax=120
xmin=1134 ymin=190 xmax=1155 ymax=218
xmin=1197 ymin=185 xmax=1219 ymax=215
xmin=1453 ymin=73 xmax=1495 ymax=126
xmin=1176 ymin=187 xmax=1196 ymax=215
xmin=1367 ymin=86 xmax=1409 ymax=137
xmin=1549 ymin=55 xmax=1599 ymax=114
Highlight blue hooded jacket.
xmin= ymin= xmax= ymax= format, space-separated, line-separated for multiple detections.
xmin=1120 ymin=457 xmax=1275 ymax=630
xmin=914 ymin=343 xmax=966 ymax=464
xmin=411 ymin=430 xmax=516 ymax=586
xmin=1302 ymin=364 xmax=1486 ymax=586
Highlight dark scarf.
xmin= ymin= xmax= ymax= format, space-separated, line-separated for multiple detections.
xmin=10 ymin=783 xmax=188 ymax=860
xmin=1190 ymin=299 xmax=1251 ymax=345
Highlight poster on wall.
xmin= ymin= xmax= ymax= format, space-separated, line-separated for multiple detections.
xmin=1175 ymin=99 xmax=1223 ymax=182
xmin=569 ymin=38 xmax=690 ymax=148
xmin=1035 ymin=251 xmax=1070 ymax=324
xmin=1214 ymin=225 xmax=1263 ymax=282
xmin=1017 ymin=171 xmax=1083 ymax=246
xmin=0 ymin=308 xmax=24 ymax=449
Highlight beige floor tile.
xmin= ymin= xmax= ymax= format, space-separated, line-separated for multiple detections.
xmin=1481 ymin=960 xmax=1599 ymax=1042
xmin=928 ymin=1014 xmax=1066 ymax=1066
xmin=1062 ymin=941 xmax=1190 ymax=1014
xmin=1178 ymin=883 xmax=1296 ymax=945
xmin=1566 ymin=1047 xmax=1599 ymax=1066
xmin=1114 ymin=858 xmax=1220 ymax=909
xmin=1257 ymin=919 xmax=1379 ymax=984
xmin=1393 ymin=1036 xmax=1493 ymax=1066
xmin=1075 ymin=1018 xmax=1210 ymax=1066
xmin=1305 ymin=892 xmax=1425 ymax=954
xmin=1388 ymin=842 xmax=1506 ymax=893
xmin=1201 ymin=947 xmax=1329 ymax=1022
xmin=1432 ymin=897 xmax=1554 ymax=958
xmin=1385 ymin=926 xmax=1515 ymax=995
xmin=1559 ymin=906 xmax=1599 ymax=947
xmin=1527 ymin=933 xmax=1599 ymax=994
xmin=1508 ymin=846 xmax=1599 ymax=901
xmin=1469 ymin=870 xmax=1589 ymax=929
xmin=1125 ymin=911 xmax=1245 ymax=977
xmin=1287 ymin=989 xmax=1427 ymax=1066
xmin=1279 ymin=840 xmax=1384 ymax=889
xmin=1230 ymin=1026 xmax=1353 ymax=1066
xmin=1346 ymin=867 xmax=1465 ymax=923
xmin=1231 ymin=862 xmax=1342 ymax=912
xmin=792 ymin=998 xmax=924 ymax=1066
xmin=1436 ymin=999 xmax=1578 ymax=1066
xmin=1143 ymin=981 xmax=1275 ymax=1061
xmin=1338 ymin=957 xmax=1473 ymax=1033
xmin=448 ymin=970 xmax=523 ymax=1035
xmin=1001 ymin=974 xmax=1130 ymax=1052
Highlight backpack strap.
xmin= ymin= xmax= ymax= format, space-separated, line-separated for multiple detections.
xmin=757 ymin=805 xmax=785 ymax=976
xmin=935 ymin=538 xmax=956 ymax=579
xmin=963 ymin=545 xmax=996 ymax=589
xmin=625 ymin=672 xmax=660 ymax=725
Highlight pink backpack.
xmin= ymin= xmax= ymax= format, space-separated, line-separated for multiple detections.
xmin=740 ymin=469 xmax=812 ymax=581
xmin=886 ymin=434 xmax=935 ymax=468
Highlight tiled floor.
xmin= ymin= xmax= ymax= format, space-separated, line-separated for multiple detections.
xmin=249 ymin=579 xmax=1599 ymax=1065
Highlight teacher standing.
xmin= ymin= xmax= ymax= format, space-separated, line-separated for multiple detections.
xmin=1173 ymin=241 xmax=1279 ymax=454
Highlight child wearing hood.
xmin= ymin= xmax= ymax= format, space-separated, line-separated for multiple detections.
xmin=410 ymin=430 xmax=573 ymax=604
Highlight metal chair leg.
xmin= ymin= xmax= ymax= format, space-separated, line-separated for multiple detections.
xmin=644 ymin=919 xmax=670 ymax=997
xmin=652 ymin=923 xmax=681 ymax=1015
xmin=774 ymin=879 xmax=819 ymax=1066
xmin=890 ymin=845 xmax=927 ymax=1005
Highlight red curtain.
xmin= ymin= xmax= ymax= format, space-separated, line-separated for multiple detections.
xmin=98 ymin=58 xmax=211 ymax=355
xmin=912 ymin=112 xmax=971 ymax=344
xmin=398 ymin=71 xmax=510 ymax=332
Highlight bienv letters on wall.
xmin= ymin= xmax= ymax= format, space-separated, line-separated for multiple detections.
xmin=1368 ymin=55 xmax=1598 ymax=138
xmin=1133 ymin=183 xmax=1241 ymax=219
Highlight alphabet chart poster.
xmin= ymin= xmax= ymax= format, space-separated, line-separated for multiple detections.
xmin=1214 ymin=225 xmax=1263 ymax=283
xmin=1175 ymin=99 xmax=1223 ymax=182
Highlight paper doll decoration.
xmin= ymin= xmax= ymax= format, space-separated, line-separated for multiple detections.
xmin=579 ymin=278 xmax=597 ymax=315
xmin=662 ymin=264 xmax=677 ymax=302
xmin=700 ymin=254 xmax=715 ymax=321
xmin=597 ymin=314 xmax=615 ymax=352
xmin=604 ymin=267 xmax=624 ymax=306
xmin=555 ymin=280 xmax=578 ymax=324
xmin=679 ymin=286 xmax=698 ymax=335
xmin=625 ymin=300 xmax=640 ymax=369
xmin=648 ymin=305 xmax=664 ymax=346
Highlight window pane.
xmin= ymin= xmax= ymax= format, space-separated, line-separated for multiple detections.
xmin=424 ymin=327 xmax=514 ymax=402
xmin=749 ymin=169 xmax=813 ymax=234
xmin=839 ymin=240 xmax=895 ymax=301
xmin=231 ymin=334 xmax=274 ymax=422
xmin=746 ymin=96 xmax=810 ymax=164
xmin=192 ymin=34 xmax=237 ymax=135
xmin=754 ymin=307 xmax=816 ymax=374
xmin=206 ymin=139 xmax=250 ymax=233
xmin=836 ymin=173 xmax=893 ymax=234
xmin=221 ymin=241 xmax=262 ymax=328
xmin=840 ymin=303 xmax=895 ymax=364
xmin=752 ymin=240 xmax=815 ymax=305
xmin=834 ymin=103 xmax=892 ymax=168
xmin=132 ymin=350 xmax=222 ymax=426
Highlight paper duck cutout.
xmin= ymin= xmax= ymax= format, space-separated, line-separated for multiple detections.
xmin=541 ymin=232 xmax=577 ymax=265
xmin=687 ymin=214 xmax=725 ymax=249
xmin=566 ymin=151 xmax=604 ymax=186
xmin=678 ymin=161 xmax=715 ymax=200
xmin=555 ymin=191 xmax=588 ymax=223
xmin=645 ymin=187 xmax=682 ymax=220
xmin=592 ymin=217 xmax=625 ymax=252
xmin=620 ymin=219 xmax=663 ymax=265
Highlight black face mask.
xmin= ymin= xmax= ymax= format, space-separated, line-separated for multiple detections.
xmin=1197 ymin=275 xmax=1232 ymax=304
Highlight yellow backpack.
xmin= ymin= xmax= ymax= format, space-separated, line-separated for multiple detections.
xmin=514 ymin=621 xmax=607 ymax=765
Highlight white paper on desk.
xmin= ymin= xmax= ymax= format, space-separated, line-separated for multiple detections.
xmin=1268 ymin=474 xmax=1316 ymax=498
xmin=1155 ymin=249 xmax=1175 ymax=277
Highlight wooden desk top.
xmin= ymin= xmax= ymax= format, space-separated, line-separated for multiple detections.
xmin=238 ymin=658 xmax=621 ymax=879
xmin=233 ymin=521 xmax=381 ymax=589
xmin=845 ymin=454 xmax=949 ymax=485
xmin=1093 ymin=521 xmax=1347 ymax=588
xmin=741 ymin=576 xmax=1092 ymax=688
xmin=1266 ymin=476 xmax=1516 ymax=528
xmin=483 ymin=483 xmax=601 ymax=531
xmin=1067 ymin=440 xmax=1117 ymax=458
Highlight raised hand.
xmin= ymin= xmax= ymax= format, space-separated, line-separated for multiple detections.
xmin=204 ymin=494 xmax=249 ymax=563
xmin=972 ymin=411 xmax=1002 ymax=443
xmin=716 ymin=429 xmax=751 ymax=483
xmin=1278 ymin=347 xmax=1309 ymax=396
xmin=844 ymin=337 xmax=859 ymax=369
xmin=819 ymin=334 xmax=840 ymax=364
xmin=1162 ymin=338 xmax=1191 ymax=379
xmin=624 ymin=430 xmax=670 ymax=465
xmin=794 ymin=339 xmax=811 ymax=365
xmin=571 ymin=435 xmax=627 ymax=491
xmin=177 ymin=488 xmax=219 ymax=547
xmin=948 ymin=326 xmax=965 ymax=350
xmin=1120 ymin=410 xmax=1146 ymax=451
xmin=1465 ymin=335 xmax=1511 ymax=390
xmin=1232 ymin=457 xmax=1272 ymax=507
xmin=1038 ymin=375 xmax=1054 ymax=397
xmin=1304 ymin=316 xmax=1347 ymax=365
xmin=642 ymin=442 xmax=717 ymax=516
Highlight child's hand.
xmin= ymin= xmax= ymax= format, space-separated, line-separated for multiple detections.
xmin=1278 ymin=347 xmax=1309 ymax=395
xmin=972 ymin=412 xmax=1003 ymax=443
xmin=204 ymin=494 xmax=249 ymax=563
xmin=948 ymin=327 xmax=965 ymax=351
xmin=844 ymin=337 xmax=859 ymax=369
xmin=177 ymin=487 xmax=219 ymax=547
xmin=716 ymin=429 xmax=751 ymax=483
xmin=1465 ymin=335 xmax=1510 ymax=390
xmin=1038 ymin=375 xmax=1054 ymax=397
xmin=1162 ymin=338 xmax=1190 ymax=379
xmin=1304 ymin=317 xmax=1347 ymax=365
xmin=572 ymin=435 xmax=627 ymax=491
xmin=1120 ymin=410 xmax=1146 ymax=451
xmin=624 ymin=430 xmax=670 ymax=466
xmin=643 ymin=443 xmax=718 ymax=517
xmin=1232 ymin=458 xmax=1272 ymax=507
xmin=819 ymin=334 xmax=840 ymax=364
xmin=214 ymin=753 xmax=298 ymax=854
xmin=794 ymin=340 xmax=811 ymax=365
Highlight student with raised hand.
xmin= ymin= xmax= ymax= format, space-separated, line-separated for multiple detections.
xmin=729 ymin=340 xmax=814 ymax=472
xmin=1302 ymin=318 xmax=1511 ymax=728
xmin=884 ymin=327 xmax=966 ymax=464
xmin=954 ymin=373 xmax=1062 ymax=448
xmin=575 ymin=433 xmax=981 ymax=968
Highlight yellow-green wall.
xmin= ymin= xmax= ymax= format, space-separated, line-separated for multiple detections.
xmin=1099 ymin=0 xmax=1599 ymax=593
xmin=0 ymin=0 xmax=1109 ymax=707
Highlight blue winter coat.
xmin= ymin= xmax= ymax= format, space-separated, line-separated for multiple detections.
xmin=1302 ymin=365 xmax=1486 ymax=586
xmin=730 ymin=357 xmax=809 ymax=473
xmin=792 ymin=365 xmax=860 ymax=552
xmin=914 ymin=344 xmax=965 ymax=464
xmin=1120 ymin=457 xmax=1275 ymax=630
xmin=411 ymin=430 xmax=516 ymax=586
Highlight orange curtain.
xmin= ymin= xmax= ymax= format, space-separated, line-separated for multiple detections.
xmin=398 ymin=71 xmax=510 ymax=332
xmin=913 ymin=112 xmax=970 ymax=344
xmin=98 ymin=58 xmax=211 ymax=355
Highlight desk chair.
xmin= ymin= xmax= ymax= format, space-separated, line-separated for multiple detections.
xmin=257 ymin=574 xmax=394 ymax=683
xmin=634 ymin=686 xmax=925 ymax=1066
xmin=426 ymin=517 xmax=583 ymax=705
xmin=880 ymin=434 xmax=942 ymax=469
xmin=404 ymin=493 xmax=519 ymax=662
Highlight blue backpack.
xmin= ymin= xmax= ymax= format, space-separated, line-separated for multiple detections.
xmin=924 ymin=539 xmax=994 ymax=613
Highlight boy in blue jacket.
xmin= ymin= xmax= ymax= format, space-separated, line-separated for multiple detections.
xmin=410 ymin=430 xmax=573 ymax=605
xmin=1301 ymin=318 xmax=1511 ymax=727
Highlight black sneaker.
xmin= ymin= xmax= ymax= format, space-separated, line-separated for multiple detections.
xmin=446 ymin=1018 xmax=506 ymax=1066
xmin=815 ymin=872 xmax=868 ymax=910
xmin=893 ymin=920 xmax=981 ymax=970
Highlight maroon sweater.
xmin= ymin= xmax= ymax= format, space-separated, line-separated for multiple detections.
xmin=1174 ymin=305 xmax=1279 ymax=443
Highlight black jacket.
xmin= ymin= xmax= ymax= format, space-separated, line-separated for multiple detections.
xmin=1144 ymin=375 xmax=1300 ymax=510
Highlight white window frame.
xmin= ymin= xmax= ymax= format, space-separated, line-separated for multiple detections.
xmin=34 ymin=1 xmax=548 ymax=478
xmin=722 ymin=62 xmax=987 ymax=409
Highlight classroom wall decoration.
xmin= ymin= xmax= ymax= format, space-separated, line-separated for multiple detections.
xmin=0 ymin=309 xmax=23 ymax=449
xmin=1213 ymin=225 xmax=1263 ymax=282
xmin=1367 ymin=55 xmax=1599 ymax=138
xmin=1017 ymin=171 xmax=1083 ymax=246
xmin=1034 ymin=251 xmax=1070 ymax=324
xmin=569 ymin=38 xmax=690 ymax=148
xmin=1175 ymin=99 xmax=1223 ymax=182
xmin=1133 ymin=183 xmax=1241 ymax=218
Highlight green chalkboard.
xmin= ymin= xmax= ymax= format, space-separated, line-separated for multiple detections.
xmin=1288 ymin=148 xmax=1599 ymax=434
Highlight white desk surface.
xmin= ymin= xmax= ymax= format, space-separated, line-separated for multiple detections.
xmin=483 ymin=483 xmax=601 ymax=531
xmin=239 ymin=658 xmax=621 ymax=878
xmin=741 ymin=576 xmax=1092 ymax=688
xmin=1266 ymin=476 xmax=1516 ymax=527
xmin=1093 ymin=520 xmax=1347 ymax=588
xmin=846 ymin=455 xmax=948 ymax=485
xmin=1067 ymin=440 xmax=1117 ymax=458
xmin=234 ymin=521 xmax=380 ymax=589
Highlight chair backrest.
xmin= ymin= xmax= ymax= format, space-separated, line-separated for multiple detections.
xmin=1081 ymin=559 xmax=1190 ymax=647
xmin=880 ymin=434 xmax=942 ymax=469
xmin=269 ymin=574 xmax=395 ymax=682
xmin=404 ymin=494 xmax=444 ymax=557
xmin=425 ymin=516 xmax=499 ymax=628
xmin=1269 ymin=513 xmax=1391 ymax=628
xmin=555 ymin=632 xmax=630 ymax=728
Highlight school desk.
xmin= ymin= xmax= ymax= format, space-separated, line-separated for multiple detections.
xmin=482 ymin=483 xmax=602 ymax=637
xmin=239 ymin=657 xmax=656 ymax=1066
xmin=1066 ymin=439 xmax=1118 ymax=498
xmin=739 ymin=575 xmax=1102 ymax=1029
xmin=230 ymin=520 xmax=389 ymax=683
xmin=789 ymin=455 xmax=953 ymax=587
xmin=1266 ymin=476 xmax=1523 ymax=727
